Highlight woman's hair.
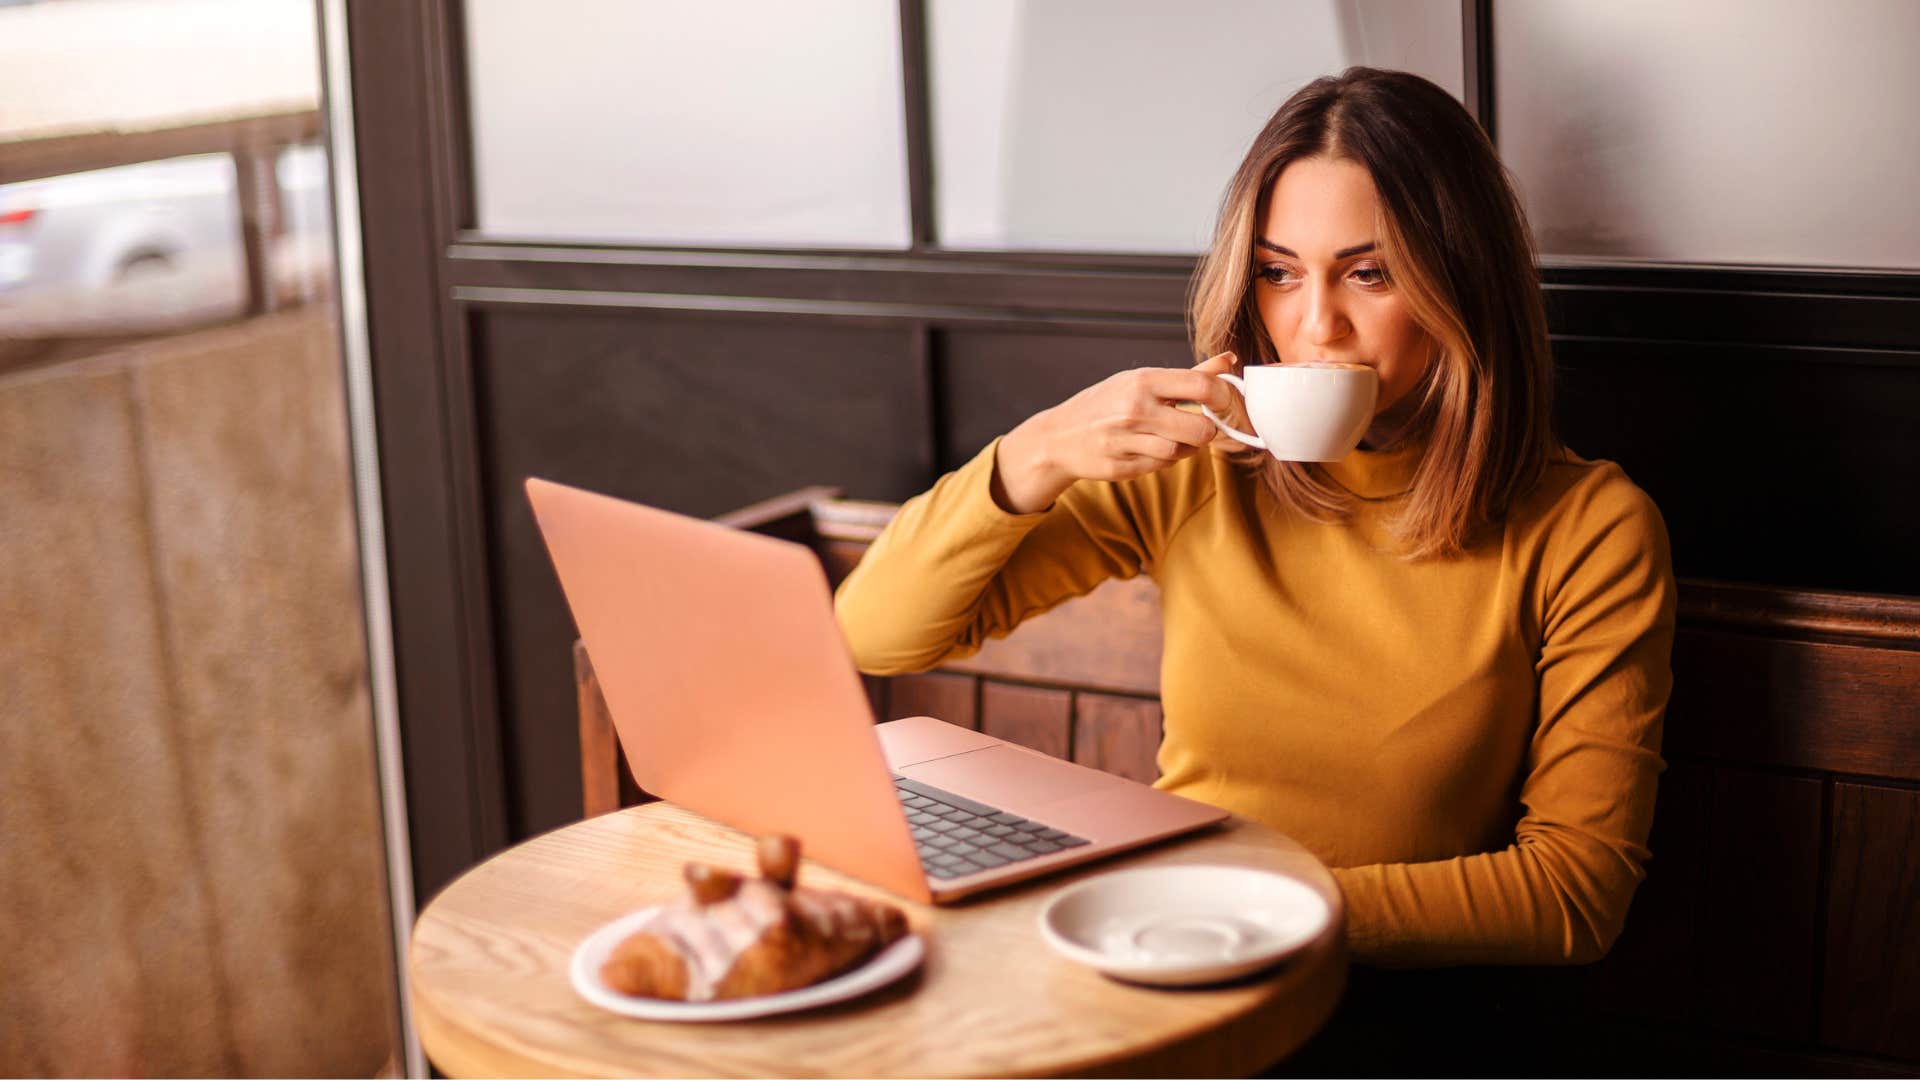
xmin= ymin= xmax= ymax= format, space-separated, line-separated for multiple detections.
xmin=1188 ymin=66 xmax=1558 ymax=559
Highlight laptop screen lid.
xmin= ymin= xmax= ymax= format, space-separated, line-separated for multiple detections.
xmin=525 ymin=477 xmax=931 ymax=902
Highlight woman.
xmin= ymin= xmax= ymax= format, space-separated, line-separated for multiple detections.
xmin=835 ymin=67 xmax=1675 ymax=967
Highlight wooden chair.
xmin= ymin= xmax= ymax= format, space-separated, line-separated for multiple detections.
xmin=573 ymin=487 xmax=1920 ymax=1074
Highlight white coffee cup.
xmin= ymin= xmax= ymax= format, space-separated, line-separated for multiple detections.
xmin=1199 ymin=363 xmax=1379 ymax=462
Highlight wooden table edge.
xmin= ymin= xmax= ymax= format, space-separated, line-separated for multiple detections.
xmin=408 ymin=804 xmax=1351 ymax=1078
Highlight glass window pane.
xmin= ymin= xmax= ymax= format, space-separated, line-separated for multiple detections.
xmin=928 ymin=0 xmax=1464 ymax=254
xmin=465 ymin=0 xmax=911 ymax=249
xmin=1496 ymin=0 xmax=1920 ymax=269
xmin=0 ymin=154 xmax=248 ymax=343
xmin=0 ymin=0 xmax=400 ymax=1074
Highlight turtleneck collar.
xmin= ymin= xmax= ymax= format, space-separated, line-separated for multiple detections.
xmin=1320 ymin=437 xmax=1426 ymax=500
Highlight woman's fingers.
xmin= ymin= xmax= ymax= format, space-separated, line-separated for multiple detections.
xmin=1117 ymin=433 xmax=1193 ymax=463
xmin=1136 ymin=363 xmax=1236 ymax=416
xmin=1151 ymin=407 xmax=1220 ymax=448
xmin=1028 ymin=357 xmax=1243 ymax=489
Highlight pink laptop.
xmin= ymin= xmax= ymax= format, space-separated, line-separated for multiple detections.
xmin=525 ymin=477 xmax=1226 ymax=903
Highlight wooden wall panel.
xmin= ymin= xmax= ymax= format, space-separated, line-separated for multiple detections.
xmin=1822 ymin=783 xmax=1920 ymax=1061
xmin=936 ymin=328 xmax=1188 ymax=471
xmin=979 ymin=683 xmax=1072 ymax=760
xmin=1071 ymin=693 xmax=1163 ymax=785
xmin=473 ymin=309 xmax=931 ymax=839
xmin=1582 ymin=760 xmax=1711 ymax=1023
xmin=1554 ymin=339 xmax=1920 ymax=597
xmin=888 ymin=671 xmax=977 ymax=729
xmin=1667 ymin=632 xmax=1920 ymax=781
xmin=1698 ymin=769 xmax=1824 ymax=1040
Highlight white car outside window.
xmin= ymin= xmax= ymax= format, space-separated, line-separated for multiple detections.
xmin=0 ymin=144 xmax=329 ymax=298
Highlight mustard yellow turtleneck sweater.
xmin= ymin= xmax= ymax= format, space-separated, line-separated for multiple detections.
xmin=834 ymin=438 xmax=1676 ymax=967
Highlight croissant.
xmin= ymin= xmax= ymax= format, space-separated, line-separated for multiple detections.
xmin=600 ymin=835 xmax=910 ymax=1001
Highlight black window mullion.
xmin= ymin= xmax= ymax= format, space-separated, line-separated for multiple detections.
xmin=1462 ymin=0 xmax=1496 ymax=145
xmin=898 ymin=0 xmax=935 ymax=251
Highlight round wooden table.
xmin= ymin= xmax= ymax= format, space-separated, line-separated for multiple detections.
xmin=409 ymin=802 xmax=1347 ymax=1078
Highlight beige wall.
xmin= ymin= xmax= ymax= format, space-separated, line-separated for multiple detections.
xmin=0 ymin=307 xmax=398 ymax=1076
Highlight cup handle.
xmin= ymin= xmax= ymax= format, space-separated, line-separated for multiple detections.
xmin=1198 ymin=372 xmax=1266 ymax=450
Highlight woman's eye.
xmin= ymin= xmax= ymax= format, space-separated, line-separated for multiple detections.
xmin=1349 ymin=264 xmax=1388 ymax=287
xmin=1257 ymin=265 xmax=1296 ymax=286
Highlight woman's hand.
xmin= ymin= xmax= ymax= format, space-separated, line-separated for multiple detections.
xmin=991 ymin=352 xmax=1239 ymax=514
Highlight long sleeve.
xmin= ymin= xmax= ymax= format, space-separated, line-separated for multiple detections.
xmin=842 ymin=434 xmax=1676 ymax=968
xmin=1328 ymin=480 xmax=1677 ymax=965
xmin=835 ymin=440 xmax=1202 ymax=675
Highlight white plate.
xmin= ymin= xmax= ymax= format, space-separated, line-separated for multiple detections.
xmin=1038 ymin=865 xmax=1331 ymax=987
xmin=569 ymin=906 xmax=925 ymax=1021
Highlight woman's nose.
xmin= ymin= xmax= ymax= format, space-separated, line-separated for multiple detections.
xmin=1302 ymin=280 xmax=1350 ymax=345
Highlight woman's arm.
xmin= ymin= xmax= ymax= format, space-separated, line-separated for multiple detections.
xmin=836 ymin=359 xmax=1233 ymax=675
xmin=1331 ymin=480 xmax=1678 ymax=966
xmin=836 ymin=438 xmax=1175 ymax=674
xmin=990 ymin=357 xmax=1233 ymax=514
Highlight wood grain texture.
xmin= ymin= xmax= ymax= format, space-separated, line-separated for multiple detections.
xmin=1667 ymin=632 xmax=1920 ymax=781
xmin=575 ymin=641 xmax=619 ymax=818
xmin=409 ymin=802 xmax=1347 ymax=1078
xmin=887 ymin=671 xmax=977 ymax=729
xmin=573 ymin=641 xmax=653 ymax=814
xmin=942 ymin=577 xmax=1163 ymax=697
xmin=1071 ymin=694 xmax=1162 ymax=786
xmin=1677 ymin=579 xmax=1920 ymax=646
xmin=1822 ymin=783 xmax=1920 ymax=1061
xmin=979 ymin=682 xmax=1072 ymax=760
xmin=1698 ymin=769 xmax=1823 ymax=1040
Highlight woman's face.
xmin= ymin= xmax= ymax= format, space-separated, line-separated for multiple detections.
xmin=1251 ymin=155 xmax=1436 ymax=446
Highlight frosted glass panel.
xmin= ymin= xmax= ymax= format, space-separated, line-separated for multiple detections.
xmin=1496 ymin=0 xmax=1920 ymax=269
xmin=928 ymin=0 xmax=1463 ymax=253
xmin=465 ymin=0 xmax=910 ymax=248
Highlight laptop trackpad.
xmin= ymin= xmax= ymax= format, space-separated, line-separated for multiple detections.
xmin=898 ymin=744 xmax=1112 ymax=820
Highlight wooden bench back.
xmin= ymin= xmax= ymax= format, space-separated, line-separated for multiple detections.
xmin=572 ymin=489 xmax=1920 ymax=1072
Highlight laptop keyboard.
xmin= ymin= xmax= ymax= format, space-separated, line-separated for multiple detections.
xmin=892 ymin=775 xmax=1090 ymax=879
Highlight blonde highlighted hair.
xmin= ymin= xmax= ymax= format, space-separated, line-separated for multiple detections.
xmin=1188 ymin=67 xmax=1559 ymax=558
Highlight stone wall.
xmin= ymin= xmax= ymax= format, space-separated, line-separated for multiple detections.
xmin=0 ymin=306 xmax=399 ymax=1076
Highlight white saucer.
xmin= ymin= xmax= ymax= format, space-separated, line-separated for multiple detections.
xmin=1038 ymin=865 xmax=1330 ymax=987
xmin=570 ymin=906 xmax=925 ymax=1021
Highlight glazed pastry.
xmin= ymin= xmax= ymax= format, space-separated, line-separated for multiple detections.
xmin=600 ymin=835 xmax=910 ymax=1001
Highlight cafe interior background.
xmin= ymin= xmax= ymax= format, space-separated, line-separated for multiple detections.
xmin=2 ymin=0 xmax=1915 ymax=1075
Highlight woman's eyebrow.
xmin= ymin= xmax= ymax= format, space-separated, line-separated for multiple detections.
xmin=1255 ymin=238 xmax=1378 ymax=260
